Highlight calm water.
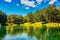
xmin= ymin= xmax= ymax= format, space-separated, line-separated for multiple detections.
xmin=0 ymin=26 xmax=38 ymax=40
xmin=2 ymin=32 xmax=37 ymax=40
xmin=0 ymin=26 xmax=60 ymax=40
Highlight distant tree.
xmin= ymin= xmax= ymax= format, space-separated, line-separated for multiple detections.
xmin=27 ymin=12 xmax=35 ymax=23
xmin=14 ymin=15 xmax=24 ymax=24
xmin=7 ymin=14 xmax=16 ymax=23
xmin=23 ymin=16 xmax=27 ymax=23
xmin=35 ymin=10 xmax=46 ymax=22
xmin=8 ymin=14 xmax=24 ymax=24
xmin=34 ymin=5 xmax=60 ymax=23
xmin=46 ymin=5 xmax=60 ymax=22
xmin=0 ymin=11 xmax=7 ymax=26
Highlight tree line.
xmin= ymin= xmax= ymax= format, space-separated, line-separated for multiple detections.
xmin=0 ymin=5 xmax=60 ymax=26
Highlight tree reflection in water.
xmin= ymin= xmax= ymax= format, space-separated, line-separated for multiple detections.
xmin=0 ymin=26 xmax=60 ymax=40
xmin=0 ymin=26 xmax=6 ymax=40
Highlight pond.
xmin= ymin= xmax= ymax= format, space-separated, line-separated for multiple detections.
xmin=0 ymin=27 xmax=37 ymax=40
xmin=0 ymin=26 xmax=38 ymax=40
xmin=0 ymin=26 xmax=60 ymax=40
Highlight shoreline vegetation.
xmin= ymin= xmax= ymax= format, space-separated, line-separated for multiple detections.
xmin=0 ymin=5 xmax=60 ymax=40
xmin=0 ymin=5 xmax=60 ymax=25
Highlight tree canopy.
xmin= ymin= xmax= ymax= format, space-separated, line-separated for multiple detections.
xmin=0 ymin=11 xmax=7 ymax=26
xmin=0 ymin=5 xmax=60 ymax=25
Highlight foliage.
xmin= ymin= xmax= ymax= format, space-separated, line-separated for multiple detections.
xmin=0 ymin=5 xmax=60 ymax=25
xmin=0 ymin=11 xmax=7 ymax=26
xmin=7 ymin=14 xmax=24 ymax=24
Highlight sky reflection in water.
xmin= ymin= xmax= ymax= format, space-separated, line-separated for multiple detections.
xmin=4 ymin=32 xmax=37 ymax=40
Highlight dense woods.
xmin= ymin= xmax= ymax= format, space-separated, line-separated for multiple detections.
xmin=0 ymin=5 xmax=60 ymax=25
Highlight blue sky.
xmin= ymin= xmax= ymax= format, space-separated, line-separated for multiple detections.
xmin=0 ymin=0 xmax=60 ymax=16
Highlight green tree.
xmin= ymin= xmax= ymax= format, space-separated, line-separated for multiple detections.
xmin=34 ymin=10 xmax=46 ymax=22
xmin=27 ymin=12 xmax=35 ymax=23
xmin=34 ymin=5 xmax=60 ymax=23
xmin=0 ymin=11 xmax=7 ymax=26
xmin=8 ymin=14 xmax=24 ymax=24
xmin=46 ymin=5 xmax=59 ymax=22
xmin=14 ymin=15 xmax=24 ymax=24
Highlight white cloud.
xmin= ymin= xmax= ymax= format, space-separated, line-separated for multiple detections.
xmin=5 ymin=0 xmax=12 ymax=3
xmin=16 ymin=4 xmax=20 ymax=6
xmin=20 ymin=0 xmax=35 ymax=7
xmin=49 ymin=0 xmax=57 ymax=4
xmin=25 ymin=7 xmax=29 ymax=9
xmin=36 ymin=0 xmax=42 ymax=3
xmin=20 ymin=0 xmax=58 ymax=9
xmin=35 ymin=0 xmax=42 ymax=6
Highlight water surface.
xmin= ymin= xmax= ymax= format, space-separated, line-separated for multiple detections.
xmin=3 ymin=32 xmax=37 ymax=40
